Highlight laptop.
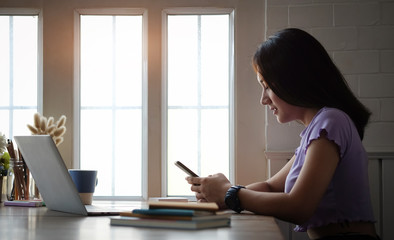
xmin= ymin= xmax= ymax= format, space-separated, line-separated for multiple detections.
xmin=14 ymin=135 xmax=139 ymax=216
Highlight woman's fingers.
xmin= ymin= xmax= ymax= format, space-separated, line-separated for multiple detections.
xmin=186 ymin=176 xmax=201 ymax=185
xmin=190 ymin=184 xmax=201 ymax=192
xmin=195 ymin=192 xmax=205 ymax=199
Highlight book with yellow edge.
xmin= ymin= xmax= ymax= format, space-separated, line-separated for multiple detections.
xmin=147 ymin=200 xmax=219 ymax=212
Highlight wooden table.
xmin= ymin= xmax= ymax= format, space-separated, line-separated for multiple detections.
xmin=0 ymin=201 xmax=284 ymax=240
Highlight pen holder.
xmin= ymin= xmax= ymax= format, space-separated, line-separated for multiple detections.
xmin=6 ymin=158 xmax=41 ymax=201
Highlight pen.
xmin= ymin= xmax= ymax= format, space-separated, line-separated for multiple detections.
xmin=7 ymin=139 xmax=16 ymax=159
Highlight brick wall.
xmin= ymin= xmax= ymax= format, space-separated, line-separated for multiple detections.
xmin=265 ymin=0 xmax=394 ymax=153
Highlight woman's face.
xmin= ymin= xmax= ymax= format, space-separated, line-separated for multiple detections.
xmin=257 ymin=74 xmax=305 ymax=124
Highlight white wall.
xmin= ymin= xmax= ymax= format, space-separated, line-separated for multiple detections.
xmin=265 ymin=0 xmax=394 ymax=153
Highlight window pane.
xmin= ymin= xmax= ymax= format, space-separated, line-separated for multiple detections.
xmin=80 ymin=16 xmax=113 ymax=107
xmin=0 ymin=15 xmax=38 ymax=138
xmin=166 ymin=14 xmax=231 ymax=196
xmin=13 ymin=109 xmax=37 ymax=136
xmin=13 ymin=16 xmax=38 ymax=106
xmin=167 ymin=16 xmax=198 ymax=106
xmin=200 ymin=109 xmax=229 ymax=175
xmin=0 ymin=110 xmax=10 ymax=134
xmin=115 ymin=16 xmax=142 ymax=107
xmin=79 ymin=15 xmax=143 ymax=198
xmin=0 ymin=17 xmax=10 ymax=107
xmin=201 ymin=15 xmax=229 ymax=106
xmin=114 ymin=109 xmax=142 ymax=196
xmin=81 ymin=109 xmax=112 ymax=196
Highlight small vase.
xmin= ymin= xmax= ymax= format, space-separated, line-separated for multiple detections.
xmin=6 ymin=158 xmax=41 ymax=201
xmin=6 ymin=158 xmax=28 ymax=200
xmin=0 ymin=175 xmax=7 ymax=203
xmin=0 ymin=175 xmax=3 ymax=203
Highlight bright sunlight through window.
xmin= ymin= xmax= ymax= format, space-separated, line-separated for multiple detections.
xmin=79 ymin=15 xmax=143 ymax=197
xmin=78 ymin=11 xmax=232 ymax=199
xmin=166 ymin=14 xmax=231 ymax=196
xmin=0 ymin=15 xmax=38 ymax=139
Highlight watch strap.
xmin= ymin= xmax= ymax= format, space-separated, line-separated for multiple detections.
xmin=225 ymin=185 xmax=245 ymax=213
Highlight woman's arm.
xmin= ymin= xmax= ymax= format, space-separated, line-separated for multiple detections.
xmin=246 ymin=154 xmax=295 ymax=192
xmin=238 ymin=136 xmax=339 ymax=224
xmin=187 ymin=136 xmax=339 ymax=225
xmin=186 ymin=155 xmax=295 ymax=207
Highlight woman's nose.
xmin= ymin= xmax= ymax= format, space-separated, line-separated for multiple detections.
xmin=260 ymin=91 xmax=270 ymax=105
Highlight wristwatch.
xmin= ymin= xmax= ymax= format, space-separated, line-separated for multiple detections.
xmin=224 ymin=185 xmax=245 ymax=213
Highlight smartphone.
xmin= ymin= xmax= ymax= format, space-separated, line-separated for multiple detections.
xmin=174 ymin=161 xmax=199 ymax=177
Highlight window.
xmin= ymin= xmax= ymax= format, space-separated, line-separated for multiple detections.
xmin=164 ymin=11 xmax=233 ymax=196
xmin=75 ymin=8 xmax=233 ymax=199
xmin=0 ymin=12 xmax=40 ymax=139
xmin=76 ymin=10 xmax=145 ymax=199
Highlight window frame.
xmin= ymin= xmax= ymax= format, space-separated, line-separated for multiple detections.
xmin=68 ymin=2 xmax=266 ymax=200
xmin=0 ymin=8 xmax=43 ymax=138
xmin=73 ymin=8 xmax=148 ymax=200
xmin=161 ymin=8 xmax=235 ymax=197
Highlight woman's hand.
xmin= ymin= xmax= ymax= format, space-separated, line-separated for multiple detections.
xmin=186 ymin=173 xmax=232 ymax=209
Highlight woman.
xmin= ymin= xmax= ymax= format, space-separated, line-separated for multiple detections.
xmin=186 ymin=28 xmax=379 ymax=240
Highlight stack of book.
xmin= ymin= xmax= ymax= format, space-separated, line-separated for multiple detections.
xmin=110 ymin=201 xmax=231 ymax=230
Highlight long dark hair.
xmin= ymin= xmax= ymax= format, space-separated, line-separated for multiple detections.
xmin=252 ymin=28 xmax=370 ymax=140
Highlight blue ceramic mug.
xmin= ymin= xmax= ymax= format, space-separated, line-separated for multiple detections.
xmin=68 ymin=169 xmax=98 ymax=205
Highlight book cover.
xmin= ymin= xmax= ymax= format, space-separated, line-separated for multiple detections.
xmin=148 ymin=201 xmax=219 ymax=212
xmin=148 ymin=197 xmax=189 ymax=202
xmin=110 ymin=216 xmax=231 ymax=230
xmin=120 ymin=210 xmax=231 ymax=221
xmin=132 ymin=208 xmax=214 ymax=217
xmin=4 ymin=200 xmax=44 ymax=207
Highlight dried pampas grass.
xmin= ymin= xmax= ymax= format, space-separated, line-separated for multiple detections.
xmin=27 ymin=113 xmax=67 ymax=146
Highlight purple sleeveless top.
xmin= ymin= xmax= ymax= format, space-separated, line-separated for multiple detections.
xmin=284 ymin=107 xmax=375 ymax=232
